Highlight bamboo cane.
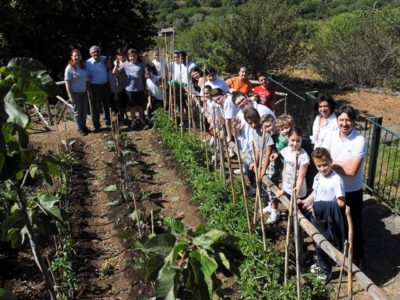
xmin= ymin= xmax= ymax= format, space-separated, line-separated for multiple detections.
xmin=199 ymin=101 xmax=204 ymax=149
xmin=346 ymin=206 xmax=353 ymax=300
xmin=202 ymin=110 xmax=210 ymax=171
xmin=221 ymin=122 xmax=237 ymax=205
xmin=212 ymin=107 xmax=218 ymax=171
xmin=233 ymin=126 xmax=252 ymax=233
xmin=293 ymin=181 xmax=301 ymax=300
xmin=284 ymin=152 xmax=299 ymax=285
xmin=251 ymin=142 xmax=267 ymax=251
xmin=253 ymin=128 xmax=267 ymax=225
xmin=336 ymin=239 xmax=350 ymax=300
xmin=217 ymin=121 xmax=226 ymax=180
xmin=179 ymin=62 xmax=183 ymax=136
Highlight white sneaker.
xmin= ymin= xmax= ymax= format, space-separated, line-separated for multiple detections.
xmin=310 ymin=263 xmax=321 ymax=274
xmin=228 ymin=147 xmax=235 ymax=158
xmin=233 ymin=168 xmax=241 ymax=175
xmin=266 ymin=209 xmax=280 ymax=224
xmin=263 ymin=203 xmax=273 ymax=214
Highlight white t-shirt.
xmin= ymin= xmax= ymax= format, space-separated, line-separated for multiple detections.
xmin=313 ymin=171 xmax=345 ymax=203
xmin=311 ymin=113 xmax=338 ymax=148
xmin=146 ymin=75 xmax=163 ymax=101
xmin=152 ymin=59 xmax=167 ymax=78
xmin=236 ymin=102 xmax=275 ymax=155
xmin=281 ymin=147 xmax=310 ymax=198
xmin=322 ymin=129 xmax=366 ymax=192
xmin=222 ymin=94 xmax=239 ymax=120
xmin=250 ymin=128 xmax=274 ymax=160
xmin=203 ymin=79 xmax=229 ymax=94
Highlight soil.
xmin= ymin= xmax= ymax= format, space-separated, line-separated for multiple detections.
xmin=1 ymin=83 xmax=399 ymax=299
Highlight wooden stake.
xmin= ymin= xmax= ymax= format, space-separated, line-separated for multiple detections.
xmin=284 ymin=152 xmax=299 ymax=285
xmin=151 ymin=209 xmax=154 ymax=235
xmin=346 ymin=206 xmax=353 ymax=300
xmin=233 ymin=128 xmax=252 ymax=233
xmin=202 ymin=111 xmax=210 ymax=171
xmin=336 ymin=239 xmax=350 ymax=300
xmin=253 ymin=128 xmax=267 ymax=225
xmin=251 ymin=142 xmax=267 ymax=251
xmin=221 ymin=122 xmax=236 ymax=205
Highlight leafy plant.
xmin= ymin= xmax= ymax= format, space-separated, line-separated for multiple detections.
xmin=137 ymin=217 xmax=243 ymax=300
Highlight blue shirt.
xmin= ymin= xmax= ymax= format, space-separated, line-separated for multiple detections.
xmin=124 ymin=62 xmax=144 ymax=92
xmin=86 ymin=56 xmax=108 ymax=84
xmin=64 ymin=64 xmax=88 ymax=93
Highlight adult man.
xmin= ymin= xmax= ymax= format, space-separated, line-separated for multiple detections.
xmin=86 ymin=45 xmax=110 ymax=131
xmin=322 ymin=104 xmax=367 ymax=264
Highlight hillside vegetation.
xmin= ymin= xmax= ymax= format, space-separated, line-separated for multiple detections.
xmin=149 ymin=0 xmax=400 ymax=89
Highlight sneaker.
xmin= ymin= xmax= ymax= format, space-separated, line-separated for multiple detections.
xmin=266 ymin=209 xmax=280 ymax=224
xmin=83 ymin=127 xmax=91 ymax=134
xmin=263 ymin=203 xmax=273 ymax=214
xmin=317 ymin=272 xmax=332 ymax=284
xmin=78 ymin=129 xmax=87 ymax=136
xmin=130 ymin=119 xmax=138 ymax=129
xmin=248 ymin=187 xmax=257 ymax=197
xmin=228 ymin=147 xmax=235 ymax=158
xmin=233 ymin=168 xmax=241 ymax=175
xmin=93 ymin=127 xmax=101 ymax=133
xmin=310 ymin=263 xmax=321 ymax=274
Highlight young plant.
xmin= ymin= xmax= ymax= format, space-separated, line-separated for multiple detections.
xmin=137 ymin=217 xmax=243 ymax=300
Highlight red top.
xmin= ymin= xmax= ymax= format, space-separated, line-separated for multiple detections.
xmin=253 ymin=85 xmax=275 ymax=109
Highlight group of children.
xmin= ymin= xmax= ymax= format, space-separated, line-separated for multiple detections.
xmin=65 ymin=47 xmax=362 ymax=283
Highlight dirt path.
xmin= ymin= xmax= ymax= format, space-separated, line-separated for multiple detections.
xmin=23 ymin=119 xmax=202 ymax=300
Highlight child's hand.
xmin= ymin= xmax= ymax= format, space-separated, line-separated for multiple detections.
xmin=232 ymin=118 xmax=241 ymax=129
xmin=270 ymin=153 xmax=278 ymax=161
xmin=249 ymin=162 xmax=255 ymax=171
xmin=275 ymin=190 xmax=284 ymax=198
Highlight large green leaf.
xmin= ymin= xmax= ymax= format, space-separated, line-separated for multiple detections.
xmin=7 ymin=57 xmax=47 ymax=71
xmin=2 ymin=123 xmax=16 ymax=143
xmin=163 ymin=217 xmax=187 ymax=235
xmin=1 ymin=210 xmax=24 ymax=240
xmin=4 ymin=91 xmax=29 ymax=128
xmin=199 ymin=249 xmax=218 ymax=297
xmin=156 ymin=263 xmax=177 ymax=300
xmin=142 ymin=233 xmax=176 ymax=255
xmin=145 ymin=254 xmax=164 ymax=281
xmin=171 ymin=239 xmax=189 ymax=263
xmin=36 ymin=192 xmax=64 ymax=222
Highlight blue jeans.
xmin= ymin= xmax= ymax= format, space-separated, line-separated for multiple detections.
xmin=72 ymin=92 xmax=88 ymax=131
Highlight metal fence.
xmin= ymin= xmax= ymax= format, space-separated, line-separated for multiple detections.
xmin=268 ymin=76 xmax=315 ymax=135
xmin=362 ymin=117 xmax=400 ymax=211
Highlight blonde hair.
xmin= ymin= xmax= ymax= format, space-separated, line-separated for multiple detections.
xmin=275 ymin=114 xmax=294 ymax=129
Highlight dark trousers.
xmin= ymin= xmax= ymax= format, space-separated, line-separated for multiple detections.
xmin=346 ymin=189 xmax=364 ymax=260
xmin=89 ymin=83 xmax=110 ymax=128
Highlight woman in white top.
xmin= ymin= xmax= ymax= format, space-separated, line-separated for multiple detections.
xmin=311 ymin=94 xmax=338 ymax=148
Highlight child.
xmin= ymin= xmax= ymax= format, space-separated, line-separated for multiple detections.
xmin=253 ymin=71 xmax=275 ymax=110
xmin=243 ymin=107 xmax=274 ymax=202
xmin=260 ymin=114 xmax=284 ymax=223
xmin=144 ymin=63 xmax=163 ymax=121
xmin=274 ymin=114 xmax=294 ymax=144
xmin=298 ymin=147 xmax=346 ymax=284
xmin=276 ymin=126 xmax=309 ymax=200
xmin=123 ymin=48 xmax=148 ymax=130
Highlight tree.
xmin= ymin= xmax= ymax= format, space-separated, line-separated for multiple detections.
xmin=0 ymin=0 xmax=155 ymax=78
xmin=225 ymin=0 xmax=300 ymax=75
xmin=310 ymin=8 xmax=400 ymax=87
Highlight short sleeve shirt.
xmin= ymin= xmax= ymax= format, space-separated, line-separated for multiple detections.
xmin=322 ymin=129 xmax=366 ymax=192
xmin=313 ymin=171 xmax=345 ymax=203
xmin=225 ymin=77 xmax=252 ymax=95
xmin=222 ymin=94 xmax=239 ymax=120
xmin=64 ymin=65 xmax=88 ymax=93
xmin=86 ymin=56 xmax=108 ymax=84
xmin=281 ymin=147 xmax=310 ymax=198
xmin=124 ymin=62 xmax=144 ymax=92
xmin=250 ymin=128 xmax=274 ymax=160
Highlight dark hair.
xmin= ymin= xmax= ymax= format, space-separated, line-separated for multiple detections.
xmin=260 ymin=114 xmax=275 ymax=124
xmin=116 ymin=47 xmax=126 ymax=56
xmin=289 ymin=126 xmax=303 ymax=138
xmin=244 ymin=107 xmax=261 ymax=123
xmin=173 ymin=50 xmax=180 ymax=55
xmin=144 ymin=63 xmax=157 ymax=75
xmin=191 ymin=66 xmax=203 ymax=77
xmin=335 ymin=104 xmax=357 ymax=122
xmin=180 ymin=51 xmax=187 ymax=57
xmin=256 ymin=71 xmax=267 ymax=78
xmin=203 ymin=85 xmax=212 ymax=92
xmin=232 ymin=91 xmax=246 ymax=104
xmin=205 ymin=67 xmax=216 ymax=76
xmin=210 ymin=88 xmax=224 ymax=97
xmin=239 ymin=65 xmax=248 ymax=71
xmin=314 ymin=94 xmax=336 ymax=113
xmin=311 ymin=147 xmax=332 ymax=163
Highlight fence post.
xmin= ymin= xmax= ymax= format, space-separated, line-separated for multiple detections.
xmin=366 ymin=116 xmax=383 ymax=190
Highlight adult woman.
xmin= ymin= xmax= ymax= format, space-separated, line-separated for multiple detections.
xmin=64 ymin=49 xmax=90 ymax=136
xmin=225 ymin=65 xmax=252 ymax=95
xmin=311 ymin=94 xmax=338 ymax=148
xmin=322 ymin=104 xmax=367 ymax=263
